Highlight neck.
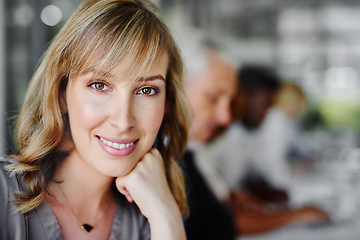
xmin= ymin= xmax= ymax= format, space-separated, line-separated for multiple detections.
xmin=49 ymin=151 xmax=115 ymax=214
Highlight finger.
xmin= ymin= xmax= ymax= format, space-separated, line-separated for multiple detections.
xmin=115 ymin=178 xmax=134 ymax=202
xmin=122 ymin=188 xmax=134 ymax=203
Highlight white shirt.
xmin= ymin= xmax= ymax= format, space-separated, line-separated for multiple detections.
xmin=195 ymin=107 xmax=297 ymax=201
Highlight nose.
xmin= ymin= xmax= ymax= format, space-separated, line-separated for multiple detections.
xmin=215 ymin=101 xmax=232 ymax=127
xmin=108 ymin=96 xmax=135 ymax=132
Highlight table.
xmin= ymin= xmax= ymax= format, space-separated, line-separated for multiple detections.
xmin=240 ymin=164 xmax=360 ymax=240
xmin=241 ymin=220 xmax=360 ymax=240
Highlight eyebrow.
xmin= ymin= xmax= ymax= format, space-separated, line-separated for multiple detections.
xmin=138 ymin=75 xmax=166 ymax=82
xmin=83 ymin=70 xmax=165 ymax=82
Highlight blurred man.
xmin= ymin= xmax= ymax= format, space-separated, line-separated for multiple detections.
xmin=179 ymin=30 xmax=238 ymax=240
xmin=226 ymin=65 xmax=288 ymax=202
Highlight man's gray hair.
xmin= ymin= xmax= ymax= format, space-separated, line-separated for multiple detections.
xmin=174 ymin=27 xmax=235 ymax=83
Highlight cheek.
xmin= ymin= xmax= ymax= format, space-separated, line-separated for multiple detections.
xmin=194 ymin=97 xmax=213 ymax=123
xmin=67 ymin=92 xmax=106 ymax=133
xmin=135 ymin=98 xmax=165 ymax=134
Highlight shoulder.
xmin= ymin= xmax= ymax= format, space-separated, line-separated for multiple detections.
xmin=225 ymin=121 xmax=247 ymax=140
xmin=0 ymin=156 xmax=25 ymax=204
xmin=0 ymin=155 xmax=19 ymax=165
xmin=0 ymin=156 xmax=22 ymax=190
xmin=0 ymin=156 xmax=28 ymax=239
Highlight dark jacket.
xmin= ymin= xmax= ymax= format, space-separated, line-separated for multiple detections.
xmin=182 ymin=151 xmax=236 ymax=240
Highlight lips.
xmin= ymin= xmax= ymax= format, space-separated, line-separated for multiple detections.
xmin=96 ymin=136 xmax=138 ymax=157
xmin=99 ymin=136 xmax=134 ymax=150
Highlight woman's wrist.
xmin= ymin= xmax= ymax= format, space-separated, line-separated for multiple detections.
xmin=148 ymin=199 xmax=186 ymax=240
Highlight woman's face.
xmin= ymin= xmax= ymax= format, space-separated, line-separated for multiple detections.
xmin=64 ymin=54 xmax=168 ymax=177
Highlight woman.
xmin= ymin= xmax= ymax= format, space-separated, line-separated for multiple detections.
xmin=0 ymin=0 xmax=189 ymax=239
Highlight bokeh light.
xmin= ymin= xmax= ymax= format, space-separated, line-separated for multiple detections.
xmin=40 ymin=5 xmax=62 ymax=26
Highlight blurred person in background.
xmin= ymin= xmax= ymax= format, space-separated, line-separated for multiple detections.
xmin=230 ymin=66 xmax=288 ymax=202
xmin=199 ymin=65 xmax=288 ymax=204
xmin=250 ymin=81 xmax=308 ymax=195
xmin=178 ymin=29 xmax=239 ymax=240
xmin=193 ymin=64 xmax=329 ymax=237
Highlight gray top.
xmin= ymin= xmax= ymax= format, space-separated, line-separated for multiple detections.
xmin=0 ymin=156 xmax=150 ymax=240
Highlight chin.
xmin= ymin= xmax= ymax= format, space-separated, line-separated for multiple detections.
xmin=97 ymin=161 xmax=137 ymax=178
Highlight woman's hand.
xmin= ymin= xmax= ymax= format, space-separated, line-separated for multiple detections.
xmin=115 ymin=148 xmax=186 ymax=240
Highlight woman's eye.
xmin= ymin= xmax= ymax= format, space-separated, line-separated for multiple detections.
xmin=138 ymin=87 xmax=158 ymax=96
xmin=89 ymin=82 xmax=109 ymax=91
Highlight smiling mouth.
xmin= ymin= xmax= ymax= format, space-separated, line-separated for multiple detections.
xmin=99 ymin=137 xmax=135 ymax=150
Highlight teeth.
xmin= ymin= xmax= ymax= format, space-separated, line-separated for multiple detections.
xmin=100 ymin=137 xmax=134 ymax=150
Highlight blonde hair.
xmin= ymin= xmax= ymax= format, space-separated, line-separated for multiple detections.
xmin=8 ymin=0 xmax=189 ymax=214
xmin=274 ymin=82 xmax=306 ymax=118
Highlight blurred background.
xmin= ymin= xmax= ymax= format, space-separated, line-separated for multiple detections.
xmin=1 ymin=0 xmax=360 ymax=238
xmin=2 ymin=0 xmax=360 ymax=153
